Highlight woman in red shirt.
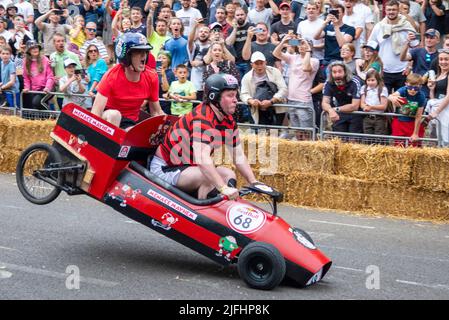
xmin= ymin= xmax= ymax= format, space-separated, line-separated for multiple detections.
xmin=91 ymin=32 xmax=164 ymax=129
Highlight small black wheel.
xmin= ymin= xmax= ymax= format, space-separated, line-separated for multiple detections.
xmin=237 ymin=242 xmax=286 ymax=290
xmin=16 ymin=143 xmax=63 ymax=205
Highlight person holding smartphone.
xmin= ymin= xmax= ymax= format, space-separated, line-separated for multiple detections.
xmin=59 ymin=58 xmax=87 ymax=108
xmin=35 ymin=9 xmax=71 ymax=57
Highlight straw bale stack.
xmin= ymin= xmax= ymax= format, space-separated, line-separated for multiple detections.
xmin=365 ymin=183 xmax=449 ymax=221
xmin=334 ymin=141 xmax=417 ymax=185
xmin=0 ymin=148 xmax=21 ymax=173
xmin=411 ymin=147 xmax=449 ymax=193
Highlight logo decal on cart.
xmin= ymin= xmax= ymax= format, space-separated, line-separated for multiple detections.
xmin=108 ymin=183 xmax=141 ymax=207
xmin=147 ymin=189 xmax=198 ymax=221
xmin=72 ymin=108 xmax=115 ymax=136
xmin=151 ymin=213 xmax=179 ymax=231
xmin=216 ymin=236 xmax=238 ymax=261
xmin=289 ymin=228 xmax=316 ymax=250
xmin=226 ymin=205 xmax=266 ymax=234
xmin=118 ymin=146 xmax=131 ymax=158
xmin=68 ymin=134 xmax=88 ymax=152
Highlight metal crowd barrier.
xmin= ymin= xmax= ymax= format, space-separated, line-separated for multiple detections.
xmin=0 ymin=90 xmax=19 ymax=116
xmin=3 ymin=89 xmax=446 ymax=148
xmin=319 ymin=110 xmax=443 ymax=148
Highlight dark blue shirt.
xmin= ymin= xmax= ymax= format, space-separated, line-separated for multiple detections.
xmin=396 ymin=86 xmax=426 ymax=122
xmin=323 ymin=24 xmax=355 ymax=62
xmin=410 ymin=48 xmax=438 ymax=75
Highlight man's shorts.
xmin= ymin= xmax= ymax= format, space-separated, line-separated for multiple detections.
xmin=119 ymin=117 xmax=137 ymax=130
xmin=149 ymin=156 xmax=190 ymax=186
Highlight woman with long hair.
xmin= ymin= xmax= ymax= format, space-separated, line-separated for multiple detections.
xmin=427 ymin=49 xmax=449 ymax=145
xmin=356 ymin=41 xmax=384 ymax=81
xmin=68 ymin=15 xmax=86 ymax=56
xmin=202 ymin=41 xmax=240 ymax=85
xmin=22 ymin=40 xmax=55 ymax=110
xmin=84 ymin=44 xmax=108 ymax=99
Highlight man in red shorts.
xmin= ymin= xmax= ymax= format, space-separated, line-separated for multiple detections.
xmin=92 ymin=33 xmax=164 ymax=129
xmin=150 ymin=73 xmax=262 ymax=200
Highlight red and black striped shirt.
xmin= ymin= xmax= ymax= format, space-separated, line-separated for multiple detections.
xmin=159 ymin=103 xmax=240 ymax=166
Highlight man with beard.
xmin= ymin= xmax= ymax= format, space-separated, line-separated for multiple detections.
xmin=92 ymin=33 xmax=164 ymax=129
xmin=162 ymin=17 xmax=189 ymax=70
xmin=188 ymin=18 xmax=210 ymax=101
xmin=226 ymin=6 xmax=254 ymax=78
xmin=321 ymin=61 xmax=362 ymax=133
xmin=176 ymin=0 xmax=203 ymax=37
xmin=368 ymin=0 xmax=415 ymax=93
xmin=209 ymin=6 xmax=233 ymax=38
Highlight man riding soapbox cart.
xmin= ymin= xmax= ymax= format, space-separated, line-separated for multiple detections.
xmin=16 ymin=103 xmax=332 ymax=290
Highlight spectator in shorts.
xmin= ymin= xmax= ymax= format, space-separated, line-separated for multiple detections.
xmin=273 ymin=35 xmax=319 ymax=140
xmin=388 ymin=72 xmax=426 ymax=145
xmin=360 ymin=70 xmax=389 ymax=136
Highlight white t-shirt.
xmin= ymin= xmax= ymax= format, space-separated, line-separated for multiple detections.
xmin=0 ymin=29 xmax=12 ymax=42
xmin=16 ymin=1 xmax=34 ymax=32
xmin=175 ymin=7 xmax=203 ymax=37
xmin=248 ymin=8 xmax=274 ymax=29
xmin=296 ymin=18 xmax=325 ymax=61
xmin=360 ymin=85 xmax=388 ymax=113
xmin=342 ymin=12 xmax=364 ymax=58
xmin=368 ymin=24 xmax=409 ymax=73
xmin=353 ymin=2 xmax=374 ymax=44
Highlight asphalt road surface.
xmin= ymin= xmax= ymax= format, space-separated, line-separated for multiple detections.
xmin=1 ymin=173 xmax=449 ymax=300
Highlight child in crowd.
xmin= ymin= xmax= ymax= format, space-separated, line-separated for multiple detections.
xmin=360 ymin=70 xmax=389 ymax=135
xmin=59 ymin=58 xmax=87 ymax=108
xmin=167 ymin=64 xmax=197 ymax=116
xmin=0 ymin=46 xmax=20 ymax=108
xmin=388 ymin=73 xmax=426 ymax=146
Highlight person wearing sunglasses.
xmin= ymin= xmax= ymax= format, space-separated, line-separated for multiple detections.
xmin=79 ymin=22 xmax=109 ymax=63
xmin=388 ymin=72 xmax=426 ymax=146
xmin=92 ymin=32 xmax=164 ymax=130
xmin=400 ymin=28 xmax=440 ymax=78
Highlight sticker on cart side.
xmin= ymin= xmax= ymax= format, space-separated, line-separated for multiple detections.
xmin=72 ymin=108 xmax=115 ymax=136
xmin=226 ymin=204 xmax=266 ymax=234
xmin=118 ymin=146 xmax=131 ymax=158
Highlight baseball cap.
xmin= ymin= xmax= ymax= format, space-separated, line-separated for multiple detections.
xmin=362 ymin=40 xmax=379 ymax=52
xmin=251 ymin=51 xmax=266 ymax=63
xmin=209 ymin=22 xmax=223 ymax=31
xmin=279 ymin=2 xmax=291 ymax=9
xmin=64 ymin=58 xmax=78 ymax=67
xmin=6 ymin=3 xmax=18 ymax=10
xmin=425 ymin=28 xmax=440 ymax=38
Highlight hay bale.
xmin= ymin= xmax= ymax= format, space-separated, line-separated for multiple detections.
xmin=2 ymin=117 xmax=54 ymax=150
xmin=0 ymin=148 xmax=21 ymax=173
xmin=411 ymin=148 xmax=449 ymax=193
xmin=0 ymin=116 xmax=14 ymax=147
xmin=334 ymin=142 xmax=415 ymax=185
xmin=285 ymin=172 xmax=369 ymax=212
xmin=365 ymin=182 xmax=449 ymax=222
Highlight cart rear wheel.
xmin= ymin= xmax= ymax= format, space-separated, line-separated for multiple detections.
xmin=16 ymin=143 xmax=63 ymax=205
xmin=237 ymin=242 xmax=286 ymax=290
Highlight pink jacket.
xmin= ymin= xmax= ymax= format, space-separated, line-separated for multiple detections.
xmin=23 ymin=56 xmax=55 ymax=91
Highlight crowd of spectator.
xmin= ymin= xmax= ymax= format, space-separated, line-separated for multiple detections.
xmin=1 ymin=0 xmax=449 ymax=146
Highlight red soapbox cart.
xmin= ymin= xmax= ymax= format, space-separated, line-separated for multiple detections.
xmin=16 ymin=103 xmax=332 ymax=290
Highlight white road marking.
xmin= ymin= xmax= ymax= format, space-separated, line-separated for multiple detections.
xmin=333 ymin=266 xmax=364 ymax=273
xmin=124 ymin=220 xmax=139 ymax=224
xmin=396 ymin=280 xmax=449 ymax=291
xmin=445 ymin=236 xmax=449 ymax=239
xmin=0 ymin=246 xmax=20 ymax=252
xmin=309 ymin=220 xmax=375 ymax=229
xmin=0 ymin=205 xmax=25 ymax=210
xmin=0 ymin=270 xmax=13 ymax=279
xmin=307 ymin=232 xmax=334 ymax=241
xmin=0 ymin=261 xmax=119 ymax=288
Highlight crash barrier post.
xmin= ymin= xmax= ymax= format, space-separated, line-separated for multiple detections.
xmin=19 ymin=90 xmax=92 ymax=120
xmin=0 ymin=90 xmax=19 ymax=116
xmin=159 ymin=98 xmax=317 ymax=141
xmin=319 ymin=110 xmax=443 ymax=148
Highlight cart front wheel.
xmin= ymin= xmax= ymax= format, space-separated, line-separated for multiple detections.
xmin=237 ymin=242 xmax=286 ymax=290
xmin=16 ymin=143 xmax=63 ymax=205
